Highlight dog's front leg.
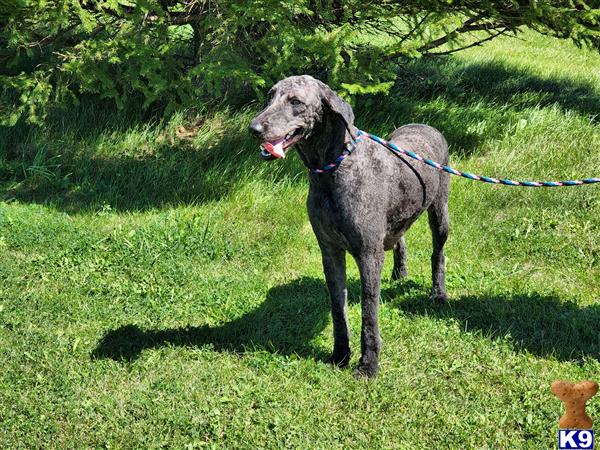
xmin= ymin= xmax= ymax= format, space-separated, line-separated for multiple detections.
xmin=355 ymin=249 xmax=384 ymax=379
xmin=321 ymin=245 xmax=351 ymax=367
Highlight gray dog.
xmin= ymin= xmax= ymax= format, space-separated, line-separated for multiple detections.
xmin=249 ymin=75 xmax=450 ymax=378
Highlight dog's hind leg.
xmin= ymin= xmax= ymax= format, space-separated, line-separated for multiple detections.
xmin=391 ymin=236 xmax=408 ymax=281
xmin=321 ymin=245 xmax=351 ymax=367
xmin=427 ymin=187 xmax=449 ymax=303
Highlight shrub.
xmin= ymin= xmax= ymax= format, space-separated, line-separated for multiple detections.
xmin=2 ymin=1 xmax=600 ymax=125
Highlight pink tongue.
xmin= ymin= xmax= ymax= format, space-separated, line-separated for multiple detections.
xmin=262 ymin=139 xmax=286 ymax=158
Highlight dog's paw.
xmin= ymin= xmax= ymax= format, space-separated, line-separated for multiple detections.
xmin=390 ymin=267 xmax=408 ymax=282
xmin=328 ymin=350 xmax=351 ymax=368
xmin=431 ymin=292 xmax=449 ymax=304
xmin=354 ymin=362 xmax=379 ymax=380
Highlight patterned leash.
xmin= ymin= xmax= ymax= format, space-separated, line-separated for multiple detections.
xmin=357 ymin=130 xmax=600 ymax=187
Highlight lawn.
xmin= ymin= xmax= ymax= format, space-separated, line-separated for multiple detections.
xmin=1 ymin=31 xmax=600 ymax=448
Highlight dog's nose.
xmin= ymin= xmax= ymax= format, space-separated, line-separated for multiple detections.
xmin=249 ymin=121 xmax=264 ymax=136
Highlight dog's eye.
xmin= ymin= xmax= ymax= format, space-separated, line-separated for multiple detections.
xmin=290 ymin=98 xmax=302 ymax=106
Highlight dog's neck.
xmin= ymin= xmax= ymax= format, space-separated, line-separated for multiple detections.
xmin=296 ymin=112 xmax=353 ymax=172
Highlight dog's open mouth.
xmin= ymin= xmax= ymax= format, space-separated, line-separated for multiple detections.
xmin=260 ymin=128 xmax=303 ymax=160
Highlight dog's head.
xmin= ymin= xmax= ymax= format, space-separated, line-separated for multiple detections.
xmin=249 ymin=75 xmax=355 ymax=159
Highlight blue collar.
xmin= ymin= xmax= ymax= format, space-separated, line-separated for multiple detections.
xmin=309 ymin=131 xmax=364 ymax=174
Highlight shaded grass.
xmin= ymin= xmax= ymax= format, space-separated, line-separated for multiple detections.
xmin=1 ymin=30 xmax=600 ymax=448
xmin=92 ymin=277 xmax=332 ymax=362
xmin=0 ymin=105 xmax=306 ymax=212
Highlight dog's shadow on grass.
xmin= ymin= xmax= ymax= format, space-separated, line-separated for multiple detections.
xmin=92 ymin=277 xmax=333 ymax=363
xmin=93 ymin=275 xmax=600 ymax=364
xmin=391 ymin=287 xmax=600 ymax=362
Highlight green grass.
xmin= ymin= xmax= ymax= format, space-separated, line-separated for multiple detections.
xmin=1 ymin=30 xmax=600 ymax=448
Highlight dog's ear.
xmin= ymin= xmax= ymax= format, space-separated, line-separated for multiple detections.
xmin=318 ymin=81 xmax=357 ymax=139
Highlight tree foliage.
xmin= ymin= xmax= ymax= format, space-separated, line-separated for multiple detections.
xmin=1 ymin=0 xmax=600 ymax=125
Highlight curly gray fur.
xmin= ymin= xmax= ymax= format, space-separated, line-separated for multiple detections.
xmin=250 ymin=75 xmax=450 ymax=378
